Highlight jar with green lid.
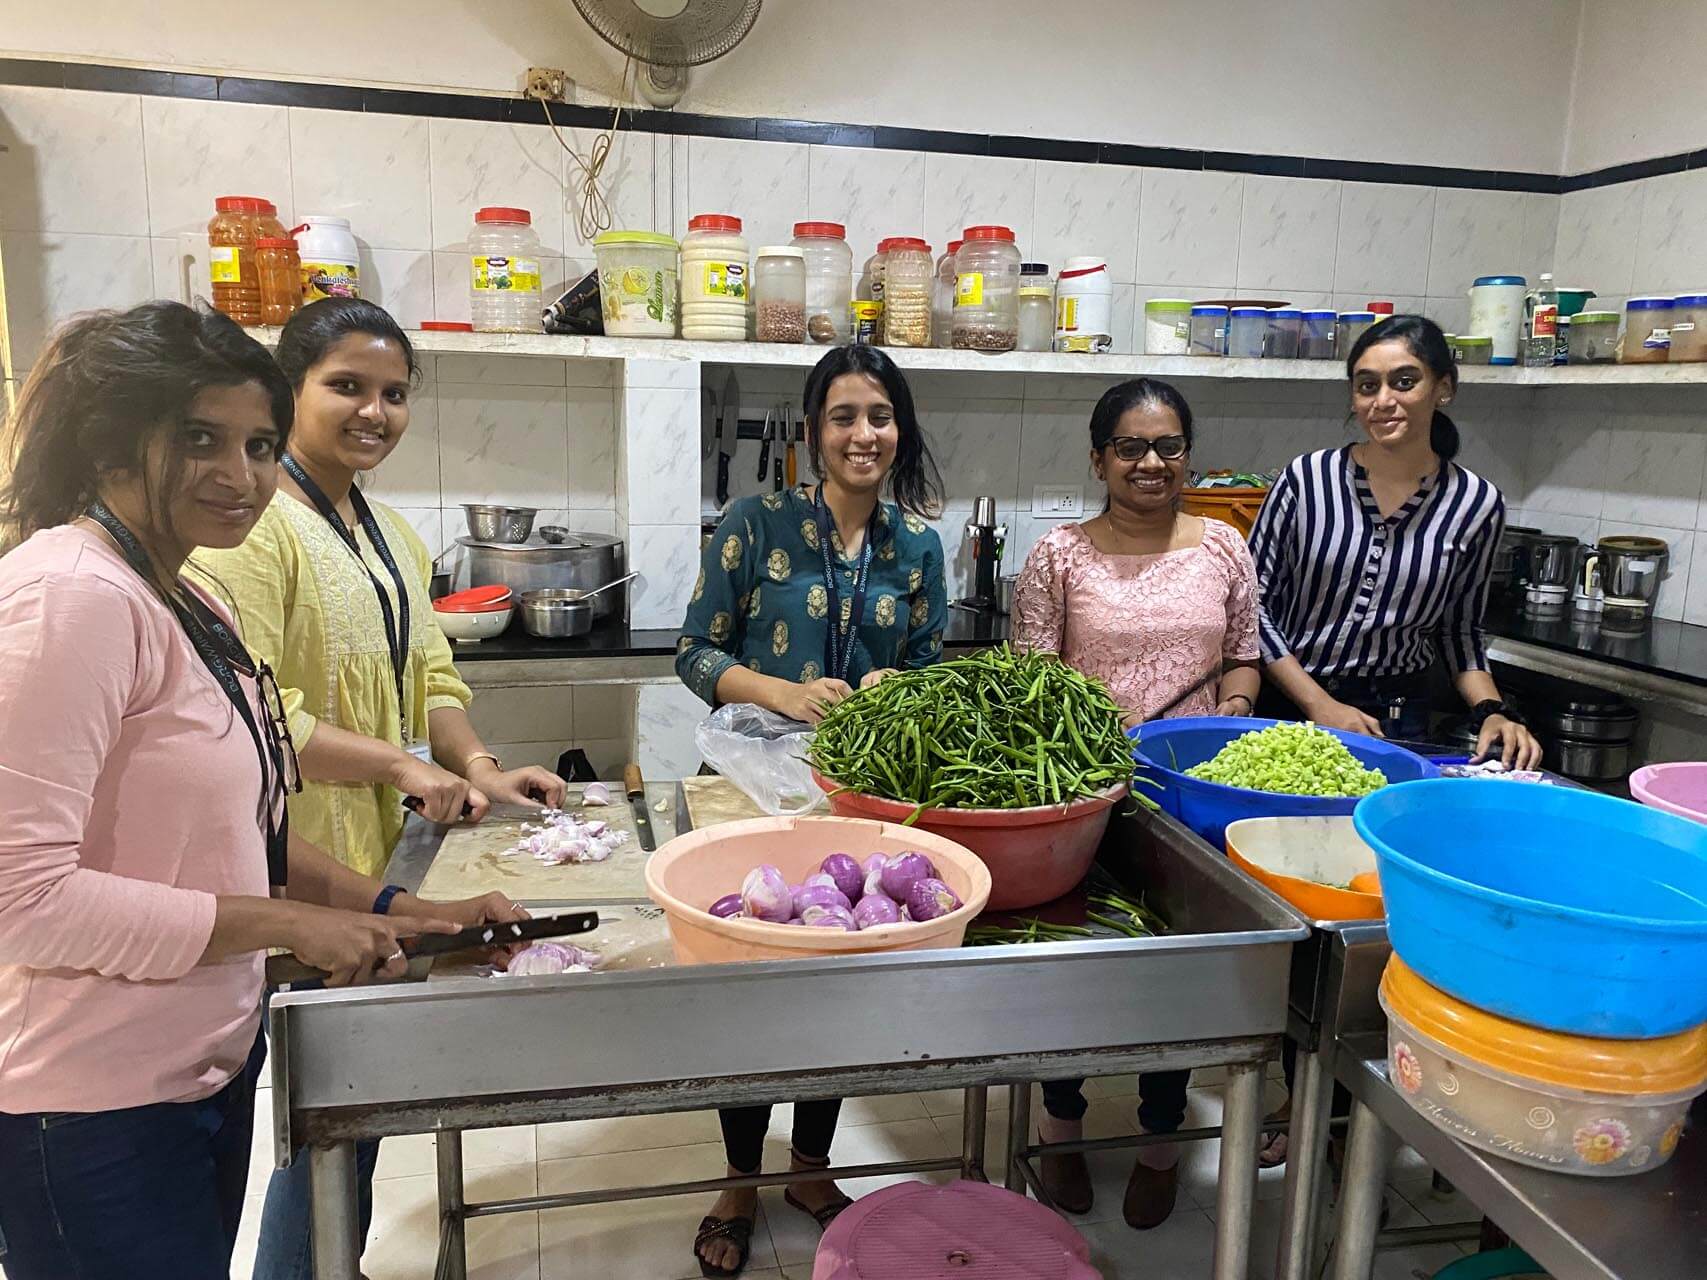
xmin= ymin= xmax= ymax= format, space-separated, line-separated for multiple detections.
xmin=593 ymin=230 xmax=680 ymax=336
xmin=1563 ymin=311 xmax=1618 ymax=363
xmin=1452 ymin=335 xmax=1494 ymax=365
xmin=1144 ymin=299 xmax=1192 ymax=355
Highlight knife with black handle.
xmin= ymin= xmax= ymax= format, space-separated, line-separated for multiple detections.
xmin=266 ymin=910 xmax=601 ymax=988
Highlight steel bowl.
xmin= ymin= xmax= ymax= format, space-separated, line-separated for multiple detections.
xmin=518 ymin=588 xmax=594 ymax=638
xmin=462 ymin=503 xmax=537 ymax=544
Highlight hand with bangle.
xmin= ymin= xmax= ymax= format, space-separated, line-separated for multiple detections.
xmin=1217 ymin=692 xmax=1255 ymax=717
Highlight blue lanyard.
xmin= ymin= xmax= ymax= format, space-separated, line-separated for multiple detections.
xmin=816 ymin=490 xmax=878 ymax=683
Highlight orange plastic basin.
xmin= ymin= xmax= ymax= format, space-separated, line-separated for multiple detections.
xmin=644 ymin=814 xmax=992 ymax=965
xmin=1224 ymin=815 xmax=1384 ymax=921
xmin=812 ymin=773 xmax=1128 ymax=910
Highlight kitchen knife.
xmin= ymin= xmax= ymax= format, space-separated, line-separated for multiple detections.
xmin=756 ymin=405 xmax=774 ymax=481
xmin=773 ymin=402 xmax=786 ymax=492
xmin=785 ymin=402 xmax=799 ymax=488
xmin=624 ymin=762 xmax=657 ymax=851
xmin=265 ymin=910 xmax=601 ymax=988
xmin=716 ymin=369 xmax=740 ymax=507
xmin=701 ymin=384 xmax=719 ymax=460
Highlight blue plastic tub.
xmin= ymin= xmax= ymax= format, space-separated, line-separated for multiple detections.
xmin=1127 ymin=716 xmax=1439 ymax=849
xmin=1355 ymin=778 xmax=1707 ymax=1038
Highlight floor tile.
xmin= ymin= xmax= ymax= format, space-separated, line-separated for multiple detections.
xmin=538 ymin=1109 xmax=723 ymax=1161
xmin=919 ymin=1083 xmax=1010 ymax=1118
xmin=373 ymin=1125 xmax=538 ymax=1181
xmin=1392 ymin=1175 xmax=1486 ymax=1226
xmin=231 ymin=1191 xmax=265 ymax=1279
xmin=365 ymin=1162 xmax=539 ymax=1280
xmin=1076 ymin=1206 xmax=1217 ymax=1279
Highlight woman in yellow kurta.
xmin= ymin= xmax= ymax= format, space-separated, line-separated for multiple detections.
xmin=195 ymin=298 xmax=567 ymax=1280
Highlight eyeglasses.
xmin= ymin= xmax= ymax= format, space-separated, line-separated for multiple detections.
xmin=1105 ymin=435 xmax=1188 ymax=462
xmin=254 ymin=660 xmax=303 ymax=796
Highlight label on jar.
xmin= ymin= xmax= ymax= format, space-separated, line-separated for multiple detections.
xmin=1672 ymin=321 xmax=1697 ymax=334
xmin=1058 ymin=296 xmax=1078 ymax=332
xmin=850 ymin=300 xmax=883 ymax=344
xmin=209 ymin=245 xmax=245 ymax=284
xmin=472 ymin=255 xmax=541 ymax=293
xmin=702 ymin=262 xmax=747 ymax=298
xmin=955 ymin=273 xmax=984 ymax=307
xmin=302 ymin=261 xmax=361 ymax=300
xmin=1644 ymin=328 xmax=1672 ymax=350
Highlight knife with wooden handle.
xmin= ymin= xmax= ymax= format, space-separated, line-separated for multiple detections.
xmin=624 ymin=763 xmax=657 ymax=851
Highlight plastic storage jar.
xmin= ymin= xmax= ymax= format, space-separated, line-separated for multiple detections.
xmin=1670 ymin=294 xmax=1707 ymax=363
xmin=859 ymin=240 xmax=891 ymax=302
xmin=1264 ymin=308 xmax=1302 ymax=359
xmin=933 ymin=240 xmax=961 ymax=349
xmin=1017 ymin=263 xmax=1053 ymax=353
xmin=1621 ymin=297 xmax=1675 ymax=363
xmin=256 ymin=237 xmax=302 ymax=326
xmin=953 ymin=225 xmax=1021 ymax=352
xmin=1299 ymin=310 xmax=1337 ymax=359
xmin=295 ymin=215 xmax=361 ymax=302
xmin=681 ymin=213 xmax=750 ymax=341
xmin=1189 ymin=305 xmax=1228 ymax=356
xmin=467 ymin=207 xmax=543 ymax=333
xmin=593 ymin=231 xmax=679 ymax=337
xmin=1227 ymin=307 xmax=1268 ymax=358
xmin=1336 ymin=311 xmax=1378 ymax=360
xmin=882 ymin=238 xmax=934 ymax=347
xmin=1468 ymin=275 xmax=1527 ymax=364
xmin=1566 ymin=311 xmax=1620 ymax=364
xmin=1381 ymin=955 xmax=1707 ymax=1177
xmin=791 ymin=221 xmax=852 ymax=345
xmin=1453 ymin=335 xmax=1494 ymax=365
xmin=1144 ymin=299 xmax=1192 ymax=355
xmin=753 ymin=246 xmax=807 ymax=343
xmin=207 ymin=196 xmax=268 ymax=324
xmin=1053 ymin=257 xmax=1112 ymax=353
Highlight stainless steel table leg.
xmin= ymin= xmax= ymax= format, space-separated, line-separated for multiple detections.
xmin=1212 ymin=1062 xmax=1263 ymax=1280
xmin=309 ymin=1142 xmax=361 ymax=1280
xmin=1276 ymin=1043 xmax=1335 ymax=1280
xmin=1327 ymin=1101 xmax=1392 ymax=1280
xmin=961 ymin=1086 xmax=988 ymax=1181
xmin=1005 ymin=1081 xmax=1032 ymax=1194
xmin=437 ymin=1129 xmax=468 ymax=1280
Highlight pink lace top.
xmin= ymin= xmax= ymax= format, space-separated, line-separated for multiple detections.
xmin=1012 ymin=519 xmax=1260 ymax=722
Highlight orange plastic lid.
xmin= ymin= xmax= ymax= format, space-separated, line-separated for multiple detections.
xmin=887 ymin=236 xmax=930 ymax=253
xmin=689 ymin=213 xmax=742 ymax=233
xmin=963 ymin=225 xmax=1015 ymax=242
xmin=1381 ymin=955 xmax=1707 ymax=1095
xmin=215 ymin=195 xmax=268 ymax=213
xmin=421 ymin=321 xmax=475 ymax=331
xmin=476 ymin=206 xmax=531 ymax=224
xmin=793 ymin=221 xmax=845 ymax=238
xmin=434 ymin=585 xmax=513 ymax=613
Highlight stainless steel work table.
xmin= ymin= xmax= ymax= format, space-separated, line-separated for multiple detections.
xmin=1328 ymin=1034 xmax=1707 ymax=1280
xmin=271 ymin=794 xmax=1308 ymax=1280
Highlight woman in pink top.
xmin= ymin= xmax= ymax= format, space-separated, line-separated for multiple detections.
xmin=1011 ymin=378 xmax=1260 ymax=1231
xmin=0 ymin=302 xmax=521 ymax=1280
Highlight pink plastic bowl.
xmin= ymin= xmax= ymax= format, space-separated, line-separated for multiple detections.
xmin=812 ymin=773 xmax=1128 ymax=910
xmin=1632 ymin=763 xmax=1707 ymax=824
xmin=644 ymin=815 xmax=992 ymax=965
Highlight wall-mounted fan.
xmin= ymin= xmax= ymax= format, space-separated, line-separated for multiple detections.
xmin=571 ymin=0 xmax=763 ymax=107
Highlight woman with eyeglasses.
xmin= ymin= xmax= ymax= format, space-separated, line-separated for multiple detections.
xmin=193 ymin=298 xmax=561 ymax=1280
xmin=0 ymin=301 xmax=511 ymax=1278
xmin=1010 ymin=377 xmax=1260 ymax=1229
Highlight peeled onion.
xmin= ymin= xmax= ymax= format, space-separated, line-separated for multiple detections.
xmin=582 ymin=781 xmax=612 ymax=806
xmin=853 ymin=893 xmax=902 ymax=930
xmin=905 ymin=877 xmax=961 ymax=921
xmin=801 ymin=903 xmax=857 ymax=931
xmin=708 ymin=893 xmax=744 ymax=919
xmin=880 ymin=851 xmax=937 ymax=903
xmin=793 ymin=883 xmax=853 ymax=915
xmin=741 ymin=864 xmax=794 ymax=922
xmin=819 ymin=853 xmax=864 ymax=902
xmin=504 ymin=941 xmax=602 ymax=976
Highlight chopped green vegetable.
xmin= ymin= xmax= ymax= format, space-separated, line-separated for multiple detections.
xmin=1183 ymin=722 xmax=1387 ymax=798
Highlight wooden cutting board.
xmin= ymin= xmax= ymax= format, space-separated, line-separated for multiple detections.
xmin=680 ymin=774 xmax=768 ymax=830
xmin=416 ymin=789 xmax=650 ymax=905
xmin=428 ymin=904 xmax=676 ymax=978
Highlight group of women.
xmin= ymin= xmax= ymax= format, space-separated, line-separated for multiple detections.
xmin=0 ymin=293 xmax=1540 ymax=1280
xmin=677 ymin=317 xmax=1540 ymax=1274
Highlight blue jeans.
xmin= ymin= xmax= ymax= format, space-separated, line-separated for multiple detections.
xmin=0 ymin=1030 xmax=264 ymax=1280
xmin=253 ymin=1136 xmax=381 ymax=1280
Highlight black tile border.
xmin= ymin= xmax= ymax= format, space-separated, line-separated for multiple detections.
xmin=4 ymin=56 xmax=1704 ymax=197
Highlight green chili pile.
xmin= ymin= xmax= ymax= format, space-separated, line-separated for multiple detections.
xmin=808 ymin=646 xmax=1133 ymax=812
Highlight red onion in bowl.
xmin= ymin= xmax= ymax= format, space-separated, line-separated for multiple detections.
xmin=708 ymin=893 xmax=744 ymax=919
xmin=819 ymin=853 xmax=864 ymax=901
xmin=853 ymin=893 xmax=902 ymax=929
xmin=879 ymin=851 xmax=937 ymax=903
xmin=801 ymin=903 xmax=857 ymax=931
xmin=905 ymin=877 xmax=961 ymax=921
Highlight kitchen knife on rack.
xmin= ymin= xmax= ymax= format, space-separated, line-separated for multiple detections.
xmin=756 ymin=405 xmax=774 ymax=481
xmin=624 ymin=763 xmax=657 ymax=851
xmin=716 ymin=369 xmax=740 ymax=507
xmin=265 ymin=910 xmax=601 ymax=988
xmin=773 ymin=401 xmax=787 ymax=492
xmin=785 ymin=402 xmax=799 ymax=488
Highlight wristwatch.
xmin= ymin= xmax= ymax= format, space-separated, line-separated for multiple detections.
xmin=1469 ymin=700 xmax=1523 ymax=730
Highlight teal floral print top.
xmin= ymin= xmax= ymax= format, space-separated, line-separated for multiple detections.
xmin=677 ymin=484 xmax=949 ymax=705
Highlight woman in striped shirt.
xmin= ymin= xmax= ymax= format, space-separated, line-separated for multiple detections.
xmin=1248 ymin=315 xmax=1540 ymax=769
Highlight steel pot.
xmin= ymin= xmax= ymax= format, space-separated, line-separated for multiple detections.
xmin=457 ymin=533 xmax=626 ymax=621
xmin=461 ymin=503 xmax=537 ymax=544
xmin=518 ymin=589 xmax=594 ymax=638
xmin=1548 ymin=733 xmax=1630 ymax=781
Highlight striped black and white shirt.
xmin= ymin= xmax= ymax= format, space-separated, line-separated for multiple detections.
xmin=1247 ymin=446 xmax=1505 ymax=679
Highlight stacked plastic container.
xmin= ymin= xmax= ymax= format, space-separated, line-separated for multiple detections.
xmin=681 ymin=214 xmax=749 ymax=341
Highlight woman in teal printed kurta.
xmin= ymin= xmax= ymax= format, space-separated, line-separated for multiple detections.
xmin=677 ymin=346 xmax=946 ymax=1278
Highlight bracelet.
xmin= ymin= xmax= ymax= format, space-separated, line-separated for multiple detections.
xmin=1225 ymin=693 xmax=1254 ymax=712
xmin=372 ymin=884 xmax=407 ymax=916
xmin=464 ymin=751 xmax=502 ymax=774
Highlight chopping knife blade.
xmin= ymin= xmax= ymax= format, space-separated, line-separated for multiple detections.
xmin=624 ymin=762 xmax=657 ymax=851
xmin=716 ymin=370 xmax=740 ymax=507
xmin=785 ymin=403 xmax=799 ymax=488
xmin=756 ymin=405 xmax=774 ymax=481
xmin=265 ymin=910 xmax=601 ymax=988
xmin=773 ymin=402 xmax=786 ymax=492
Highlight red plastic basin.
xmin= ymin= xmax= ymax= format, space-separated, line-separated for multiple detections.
xmin=812 ymin=772 xmax=1128 ymax=910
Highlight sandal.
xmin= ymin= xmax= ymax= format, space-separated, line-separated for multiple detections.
xmin=694 ymin=1214 xmax=755 ymax=1278
xmin=1258 ymin=1100 xmax=1290 ymax=1169
xmin=783 ymin=1150 xmax=853 ymax=1229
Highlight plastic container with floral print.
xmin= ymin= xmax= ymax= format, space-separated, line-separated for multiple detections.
xmin=1381 ymin=955 xmax=1707 ymax=1177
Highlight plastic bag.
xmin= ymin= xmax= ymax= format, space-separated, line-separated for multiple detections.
xmin=694 ymin=703 xmax=826 ymax=816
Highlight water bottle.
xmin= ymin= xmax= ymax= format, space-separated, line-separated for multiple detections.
xmin=1524 ymin=272 xmax=1559 ymax=368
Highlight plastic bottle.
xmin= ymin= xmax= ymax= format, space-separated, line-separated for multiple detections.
xmin=933 ymin=240 xmax=962 ymax=349
xmin=468 ymin=207 xmax=543 ymax=333
xmin=1524 ymin=272 xmax=1559 ymax=368
xmin=256 ymin=237 xmax=302 ymax=326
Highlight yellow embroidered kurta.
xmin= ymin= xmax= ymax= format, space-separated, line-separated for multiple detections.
xmin=194 ymin=494 xmax=472 ymax=876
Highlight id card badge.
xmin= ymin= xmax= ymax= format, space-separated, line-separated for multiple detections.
xmin=406 ymin=740 xmax=434 ymax=765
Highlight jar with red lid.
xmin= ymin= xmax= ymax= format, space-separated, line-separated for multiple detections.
xmin=468 ymin=206 xmax=543 ymax=333
xmin=791 ymin=221 xmax=852 ymax=344
xmin=207 ymin=195 xmax=269 ymax=325
xmin=952 ymin=225 xmax=1020 ymax=351
xmin=881 ymin=237 xmax=934 ymax=347
xmin=256 ymin=237 xmax=302 ymax=326
xmin=682 ymin=213 xmax=749 ymax=341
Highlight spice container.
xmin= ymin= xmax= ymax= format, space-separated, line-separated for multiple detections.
xmin=850 ymin=300 xmax=882 ymax=344
xmin=296 ymin=215 xmax=362 ymax=302
xmin=791 ymin=221 xmax=853 ymax=345
xmin=1299 ymin=310 xmax=1337 ymax=359
xmin=1565 ymin=312 xmax=1619 ymax=364
xmin=1264 ymin=308 xmax=1302 ymax=359
xmin=1336 ymin=311 xmax=1378 ymax=360
xmin=1189 ymin=305 xmax=1228 ymax=356
xmin=1620 ymin=297 xmax=1675 ymax=364
xmin=1227 ymin=307 xmax=1267 ymax=358
xmin=256 ymin=237 xmax=302 ymax=326
xmin=882 ymin=237 xmax=934 ymax=347
xmin=1017 ymin=263 xmax=1053 ymax=353
xmin=753 ymin=246 xmax=807 ymax=343
xmin=1453 ymin=335 xmax=1494 ymax=365
xmin=468 ymin=207 xmax=543 ymax=333
xmin=207 ymin=195 xmax=267 ymax=324
xmin=682 ymin=213 xmax=750 ymax=341
xmin=1053 ymin=257 xmax=1112 ymax=353
xmin=933 ymin=240 xmax=962 ymax=349
xmin=1144 ymin=299 xmax=1192 ymax=355
xmin=953 ymin=225 xmax=1021 ymax=352
xmin=593 ymin=230 xmax=680 ymax=337
xmin=1670 ymin=295 xmax=1707 ymax=363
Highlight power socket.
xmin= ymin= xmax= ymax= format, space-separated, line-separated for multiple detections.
xmin=1032 ymin=485 xmax=1084 ymax=518
xmin=525 ymin=67 xmax=571 ymax=103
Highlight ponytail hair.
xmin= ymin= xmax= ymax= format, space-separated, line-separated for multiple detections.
xmin=1346 ymin=314 xmax=1460 ymax=461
